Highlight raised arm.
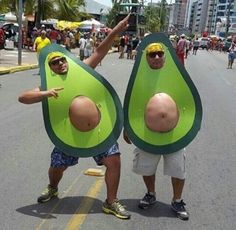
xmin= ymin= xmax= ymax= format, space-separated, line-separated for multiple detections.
xmin=84 ymin=14 xmax=130 ymax=69
xmin=18 ymin=87 xmax=64 ymax=104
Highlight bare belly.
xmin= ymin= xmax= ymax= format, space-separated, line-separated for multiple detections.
xmin=69 ymin=96 xmax=101 ymax=132
xmin=144 ymin=93 xmax=179 ymax=132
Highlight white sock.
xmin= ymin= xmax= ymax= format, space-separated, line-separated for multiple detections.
xmin=148 ymin=192 xmax=156 ymax=196
xmin=173 ymin=198 xmax=182 ymax=203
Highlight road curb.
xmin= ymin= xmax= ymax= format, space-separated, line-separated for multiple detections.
xmin=0 ymin=64 xmax=38 ymax=75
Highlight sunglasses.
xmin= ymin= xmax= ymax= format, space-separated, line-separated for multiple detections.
xmin=148 ymin=51 xmax=164 ymax=58
xmin=49 ymin=57 xmax=67 ymax=66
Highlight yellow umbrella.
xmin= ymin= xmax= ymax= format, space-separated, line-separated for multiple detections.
xmin=56 ymin=20 xmax=81 ymax=30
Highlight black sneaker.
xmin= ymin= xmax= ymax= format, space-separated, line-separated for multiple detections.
xmin=138 ymin=192 xmax=156 ymax=209
xmin=37 ymin=185 xmax=58 ymax=203
xmin=171 ymin=200 xmax=189 ymax=220
xmin=102 ymin=199 xmax=131 ymax=219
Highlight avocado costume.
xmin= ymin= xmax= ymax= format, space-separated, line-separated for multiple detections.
xmin=123 ymin=33 xmax=202 ymax=154
xmin=39 ymin=44 xmax=123 ymax=157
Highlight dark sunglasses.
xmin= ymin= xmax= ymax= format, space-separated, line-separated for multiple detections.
xmin=148 ymin=51 xmax=164 ymax=58
xmin=49 ymin=57 xmax=67 ymax=66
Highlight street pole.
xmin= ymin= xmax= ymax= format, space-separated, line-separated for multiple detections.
xmin=18 ymin=0 xmax=23 ymax=66
xmin=160 ymin=0 xmax=164 ymax=31
xmin=136 ymin=4 xmax=139 ymax=36
xmin=225 ymin=0 xmax=232 ymax=38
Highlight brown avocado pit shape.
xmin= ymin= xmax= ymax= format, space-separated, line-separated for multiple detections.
xmin=144 ymin=93 xmax=179 ymax=133
xmin=69 ymin=96 xmax=101 ymax=132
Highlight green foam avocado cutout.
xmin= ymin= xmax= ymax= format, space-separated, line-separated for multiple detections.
xmin=124 ymin=32 xmax=202 ymax=154
xmin=39 ymin=44 xmax=123 ymax=157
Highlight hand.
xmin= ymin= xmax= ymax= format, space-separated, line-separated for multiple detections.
xmin=46 ymin=87 xmax=64 ymax=98
xmin=123 ymin=131 xmax=132 ymax=144
xmin=113 ymin=13 xmax=130 ymax=35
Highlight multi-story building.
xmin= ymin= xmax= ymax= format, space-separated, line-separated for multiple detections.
xmin=188 ymin=0 xmax=236 ymax=36
xmin=192 ymin=0 xmax=210 ymax=34
xmin=214 ymin=0 xmax=236 ymax=36
xmin=189 ymin=1 xmax=198 ymax=33
xmin=205 ymin=0 xmax=217 ymax=34
xmin=172 ymin=0 xmax=188 ymax=31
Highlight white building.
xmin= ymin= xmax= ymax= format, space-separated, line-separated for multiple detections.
xmin=188 ymin=0 xmax=236 ymax=36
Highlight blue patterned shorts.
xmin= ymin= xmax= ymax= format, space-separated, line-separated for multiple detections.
xmin=50 ymin=143 xmax=120 ymax=167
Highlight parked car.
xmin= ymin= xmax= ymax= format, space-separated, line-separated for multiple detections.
xmin=0 ymin=22 xmax=19 ymax=48
xmin=199 ymin=37 xmax=210 ymax=50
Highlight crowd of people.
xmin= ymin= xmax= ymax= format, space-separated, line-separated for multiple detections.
xmin=28 ymin=24 xmax=111 ymax=65
xmin=169 ymin=34 xmax=236 ymax=68
xmin=1 ymin=21 xmax=235 ymax=69
xmin=115 ymin=32 xmax=235 ymax=69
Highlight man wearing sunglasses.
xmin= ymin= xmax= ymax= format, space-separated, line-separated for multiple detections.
xmin=18 ymin=14 xmax=131 ymax=220
xmin=124 ymin=43 xmax=189 ymax=221
xmin=48 ymin=55 xmax=69 ymax=75
xmin=146 ymin=43 xmax=165 ymax=69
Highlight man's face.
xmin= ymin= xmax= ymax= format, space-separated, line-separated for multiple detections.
xmin=49 ymin=56 xmax=69 ymax=75
xmin=146 ymin=51 xmax=165 ymax=69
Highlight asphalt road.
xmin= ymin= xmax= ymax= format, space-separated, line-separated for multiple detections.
xmin=0 ymin=49 xmax=236 ymax=230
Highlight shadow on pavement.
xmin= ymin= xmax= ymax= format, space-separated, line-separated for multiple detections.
xmin=16 ymin=197 xmax=175 ymax=219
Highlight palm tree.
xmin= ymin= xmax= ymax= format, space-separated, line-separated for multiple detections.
xmin=35 ymin=0 xmax=55 ymax=27
xmin=144 ymin=4 xmax=160 ymax=32
xmin=0 ymin=0 xmax=87 ymax=27
xmin=159 ymin=0 xmax=168 ymax=32
xmin=106 ymin=2 xmax=121 ymax=28
xmin=144 ymin=0 xmax=168 ymax=33
xmin=35 ymin=0 xmax=86 ymax=27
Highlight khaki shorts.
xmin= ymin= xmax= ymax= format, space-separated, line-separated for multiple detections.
xmin=132 ymin=148 xmax=186 ymax=179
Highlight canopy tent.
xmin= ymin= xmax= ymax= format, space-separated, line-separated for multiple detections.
xmin=41 ymin=18 xmax=58 ymax=28
xmin=79 ymin=18 xmax=104 ymax=30
xmin=0 ymin=12 xmax=26 ymax=22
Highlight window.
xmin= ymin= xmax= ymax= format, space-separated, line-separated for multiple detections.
xmin=218 ymin=6 xmax=226 ymax=10
xmin=217 ymin=12 xmax=224 ymax=16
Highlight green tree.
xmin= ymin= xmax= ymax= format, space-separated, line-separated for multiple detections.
xmin=143 ymin=0 xmax=167 ymax=33
xmin=144 ymin=5 xmax=160 ymax=32
xmin=35 ymin=0 xmax=86 ymax=27
xmin=0 ymin=0 xmax=87 ymax=27
xmin=35 ymin=0 xmax=55 ymax=27
xmin=159 ymin=0 xmax=168 ymax=32
xmin=55 ymin=0 xmax=87 ymax=21
xmin=106 ymin=3 xmax=119 ymax=28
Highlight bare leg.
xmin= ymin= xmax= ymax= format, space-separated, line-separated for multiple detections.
xmin=102 ymin=154 xmax=121 ymax=204
xmin=143 ymin=175 xmax=155 ymax=193
xmin=230 ymin=60 xmax=234 ymax=68
xmin=171 ymin=177 xmax=185 ymax=201
xmin=48 ymin=166 xmax=67 ymax=188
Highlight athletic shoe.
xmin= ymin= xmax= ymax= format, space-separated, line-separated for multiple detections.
xmin=138 ymin=192 xmax=156 ymax=209
xmin=171 ymin=199 xmax=189 ymax=220
xmin=37 ymin=184 xmax=58 ymax=203
xmin=102 ymin=199 xmax=131 ymax=219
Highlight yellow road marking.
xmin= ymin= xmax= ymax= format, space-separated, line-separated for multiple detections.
xmin=65 ymin=178 xmax=104 ymax=230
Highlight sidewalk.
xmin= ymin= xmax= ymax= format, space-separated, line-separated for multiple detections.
xmin=0 ymin=48 xmax=38 ymax=75
xmin=0 ymin=47 xmax=117 ymax=75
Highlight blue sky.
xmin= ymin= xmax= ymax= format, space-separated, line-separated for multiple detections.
xmin=98 ymin=0 xmax=172 ymax=7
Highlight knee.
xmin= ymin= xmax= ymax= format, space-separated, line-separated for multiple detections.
xmin=103 ymin=154 xmax=121 ymax=170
